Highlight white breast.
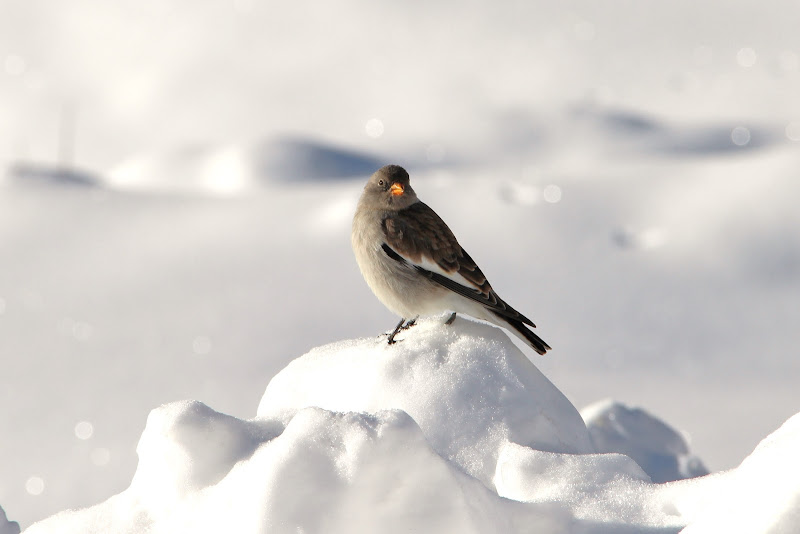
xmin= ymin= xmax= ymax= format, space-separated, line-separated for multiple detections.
xmin=351 ymin=212 xmax=448 ymax=318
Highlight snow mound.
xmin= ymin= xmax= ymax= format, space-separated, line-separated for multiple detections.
xmin=106 ymin=137 xmax=383 ymax=195
xmin=0 ymin=506 xmax=20 ymax=534
xmin=582 ymin=399 xmax=709 ymax=483
xmin=257 ymin=315 xmax=595 ymax=486
xmin=23 ymin=319 xmax=800 ymax=533
xmin=674 ymin=412 xmax=800 ymax=534
xmin=26 ymin=402 xmax=571 ymax=534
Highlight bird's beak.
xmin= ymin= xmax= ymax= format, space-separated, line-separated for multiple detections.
xmin=390 ymin=182 xmax=404 ymax=196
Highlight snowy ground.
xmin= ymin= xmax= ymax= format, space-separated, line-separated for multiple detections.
xmin=20 ymin=319 xmax=800 ymax=533
xmin=2 ymin=0 xmax=800 ymax=529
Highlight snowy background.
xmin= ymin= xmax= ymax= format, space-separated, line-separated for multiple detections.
xmin=2 ymin=0 xmax=800 ymax=530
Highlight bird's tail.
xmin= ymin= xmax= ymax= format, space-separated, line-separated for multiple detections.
xmin=491 ymin=311 xmax=551 ymax=356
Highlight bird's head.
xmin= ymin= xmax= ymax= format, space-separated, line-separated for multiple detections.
xmin=361 ymin=165 xmax=419 ymax=210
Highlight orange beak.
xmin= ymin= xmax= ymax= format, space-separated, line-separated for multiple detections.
xmin=390 ymin=182 xmax=404 ymax=196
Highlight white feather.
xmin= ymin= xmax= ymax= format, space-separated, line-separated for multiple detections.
xmin=397 ymin=250 xmax=482 ymax=293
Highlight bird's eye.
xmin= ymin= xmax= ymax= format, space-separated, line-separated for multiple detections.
xmin=378 ymin=179 xmax=385 ymax=187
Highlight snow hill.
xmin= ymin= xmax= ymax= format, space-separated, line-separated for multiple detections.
xmin=22 ymin=317 xmax=800 ymax=533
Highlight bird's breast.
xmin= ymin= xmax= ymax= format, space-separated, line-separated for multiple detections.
xmin=351 ymin=216 xmax=444 ymax=317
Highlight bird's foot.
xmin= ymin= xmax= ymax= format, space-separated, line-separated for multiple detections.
xmin=444 ymin=312 xmax=457 ymax=325
xmin=385 ymin=318 xmax=405 ymax=344
xmin=400 ymin=317 xmax=418 ymax=331
xmin=385 ymin=316 xmax=419 ymax=344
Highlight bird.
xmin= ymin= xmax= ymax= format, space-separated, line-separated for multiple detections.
xmin=351 ymin=164 xmax=551 ymax=355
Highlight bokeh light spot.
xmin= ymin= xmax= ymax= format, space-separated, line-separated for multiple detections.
xmin=736 ymin=47 xmax=757 ymax=68
xmin=640 ymin=227 xmax=668 ymax=250
xmin=731 ymin=126 xmax=751 ymax=146
xmin=91 ymin=448 xmax=111 ymax=467
xmin=779 ymin=51 xmax=799 ymax=72
xmin=785 ymin=122 xmax=800 ymax=141
xmin=25 ymin=476 xmax=44 ymax=496
xmin=543 ymin=184 xmax=562 ymax=203
xmin=74 ymin=421 xmax=94 ymax=440
xmin=500 ymin=182 xmax=540 ymax=206
xmin=73 ymin=321 xmax=93 ymax=341
xmin=365 ymin=118 xmax=384 ymax=139
xmin=193 ymin=336 xmax=212 ymax=355
xmin=58 ymin=317 xmax=94 ymax=341
xmin=204 ymin=147 xmax=249 ymax=195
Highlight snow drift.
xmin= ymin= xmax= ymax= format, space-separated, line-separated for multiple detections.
xmin=257 ymin=314 xmax=594 ymax=486
xmin=582 ymin=399 xmax=709 ymax=483
xmin=106 ymin=137 xmax=384 ymax=195
xmin=22 ymin=316 xmax=800 ymax=533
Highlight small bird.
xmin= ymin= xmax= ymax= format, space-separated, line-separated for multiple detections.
xmin=351 ymin=164 xmax=551 ymax=355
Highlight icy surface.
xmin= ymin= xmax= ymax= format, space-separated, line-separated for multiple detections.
xmin=23 ymin=326 xmax=800 ymax=533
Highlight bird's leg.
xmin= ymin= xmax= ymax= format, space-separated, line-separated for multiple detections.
xmin=400 ymin=316 xmax=419 ymax=331
xmin=444 ymin=312 xmax=457 ymax=325
xmin=386 ymin=316 xmax=419 ymax=344
xmin=386 ymin=317 xmax=406 ymax=344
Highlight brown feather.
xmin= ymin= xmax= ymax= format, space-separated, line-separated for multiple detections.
xmin=381 ymin=202 xmax=536 ymax=327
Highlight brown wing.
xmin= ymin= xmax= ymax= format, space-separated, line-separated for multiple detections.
xmin=381 ymin=202 xmax=535 ymax=326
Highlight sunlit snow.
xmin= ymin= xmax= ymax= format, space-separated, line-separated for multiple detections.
xmin=1 ymin=0 xmax=799 ymax=531
xmin=21 ymin=320 xmax=800 ymax=533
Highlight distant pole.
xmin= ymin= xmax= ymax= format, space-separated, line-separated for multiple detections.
xmin=58 ymin=102 xmax=76 ymax=170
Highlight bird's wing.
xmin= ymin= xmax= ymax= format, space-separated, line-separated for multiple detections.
xmin=381 ymin=202 xmax=535 ymax=326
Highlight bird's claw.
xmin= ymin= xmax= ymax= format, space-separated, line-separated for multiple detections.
xmin=384 ymin=316 xmax=418 ymax=344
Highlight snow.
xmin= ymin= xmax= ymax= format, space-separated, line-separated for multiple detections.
xmin=675 ymin=413 xmax=800 ymax=533
xmin=257 ymin=315 xmax=595 ymax=485
xmin=25 ymin=403 xmax=567 ymax=534
xmin=2 ymin=0 xmax=800 ymax=529
xmin=21 ymin=323 xmax=800 ymax=533
xmin=0 ymin=506 xmax=19 ymax=534
xmin=106 ymin=137 xmax=386 ymax=194
xmin=581 ymin=400 xmax=708 ymax=483
xmin=3 ymin=147 xmax=800 ymax=532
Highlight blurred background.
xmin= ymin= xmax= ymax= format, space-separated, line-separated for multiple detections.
xmin=2 ymin=0 xmax=799 ymax=528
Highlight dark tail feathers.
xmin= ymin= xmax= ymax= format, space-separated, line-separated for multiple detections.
xmin=492 ymin=311 xmax=551 ymax=356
